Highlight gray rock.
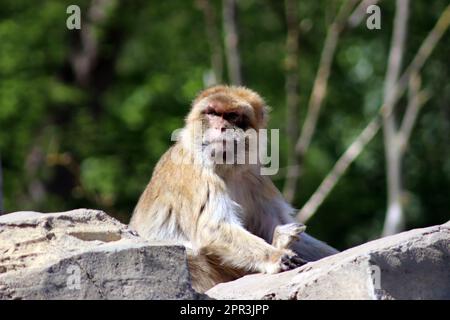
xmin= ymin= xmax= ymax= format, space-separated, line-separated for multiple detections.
xmin=2 ymin=209 xmax=448 ymax=300
xmin=0 ymin=209 xmax=201 ymax=299
xmin=206 ymin=221 xmax=450 ymax=300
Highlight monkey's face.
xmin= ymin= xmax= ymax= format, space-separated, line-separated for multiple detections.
xmin=184 ymin=86 xmax=269 ymax=165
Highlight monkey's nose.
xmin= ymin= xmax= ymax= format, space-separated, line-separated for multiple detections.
xmin=221 ymin=127 xmax=226 ymax=132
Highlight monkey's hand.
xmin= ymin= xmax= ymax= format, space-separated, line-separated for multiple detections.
xmin=263 ymin=249 xmax=307 ymax=274
xmin=272 ymin=223 xmax=306 ymax=250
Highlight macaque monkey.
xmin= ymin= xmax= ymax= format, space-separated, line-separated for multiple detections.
xmin=130 ymin=85 xmax=338 ymax=292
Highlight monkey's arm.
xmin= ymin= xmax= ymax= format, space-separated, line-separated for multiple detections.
xmin=246 ymin=176 xmax=339 ymax=262
xmin=196 ymin=210 xmax=304 ymax=274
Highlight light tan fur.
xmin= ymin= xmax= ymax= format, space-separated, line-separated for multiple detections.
xmin=130 ymin=85 xmax=337 ymax=292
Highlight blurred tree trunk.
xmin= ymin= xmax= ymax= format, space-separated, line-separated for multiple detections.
xmin=70 ymin=0 xmax=112 ymax=87
xmin=382 ymin=0 xmax=409 ymax=236
xmin=25 ymin=146 xmax=46 ymax=208
xmin=50 ymin=0 xmax=130 ymax=209
xmin=223 ymin=0 xmax=243 ymax=85
xmin=282 ymin=0 xmax=301 ymax=203
xmin=197 ymin=0 xmax=224 ymax=86
xmin=69 ymin=0 xmax=120 ymax=120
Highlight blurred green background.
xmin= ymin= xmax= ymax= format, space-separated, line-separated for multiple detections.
xmin=0 ymin=0 xmax=449 ymax=250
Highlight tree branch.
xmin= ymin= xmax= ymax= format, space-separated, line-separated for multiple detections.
xmin=282 ymin=0 xmax=359 ymax=201
xmin=223 ymin=0 xmax=243 ymax=85
xmin=197 ymin=0 xmax=224 ymax=85
xmin=297 ymin=117 xmax=381 ymax=222
xmin=347 ymin=0 xmax=381 ymax=28
xmin=296 ymin=4 xmax=450 ymax=223
xmin=398 ymin=74 xmax=430 ymax=154
xmin=386 ymin=4 xmax=450 ymax=111
xmin=282 ymin=0 xmax=301 ymax=202
xmin=381 ymin=0 xmax=410 ymax=237
xmin=295 ymin=0 xmax=359 ymax=157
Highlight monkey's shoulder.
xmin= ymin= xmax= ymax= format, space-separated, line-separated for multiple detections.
xmin=148 ymin=143 xmax=210 ymax=193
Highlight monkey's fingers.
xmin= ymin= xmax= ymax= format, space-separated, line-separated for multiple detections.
xmin=273 ymin=223 xmax=307 ymax=250
xmin=275 ymin=223 xmax=307 ymax=238
xmin=291 ymin=255 xmax=308 ymax=266
xmin=289 ymin=223 xmax=307 ymax=235
xmin=280 ymin=254 xmax=308 ymax=271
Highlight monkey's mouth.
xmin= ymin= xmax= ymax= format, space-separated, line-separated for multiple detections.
xmin=202 ymin=138 xmax=250 ymax=165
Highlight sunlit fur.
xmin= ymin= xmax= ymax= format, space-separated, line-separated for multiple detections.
xmin=130 ymin=85 xmax=337 ymax=292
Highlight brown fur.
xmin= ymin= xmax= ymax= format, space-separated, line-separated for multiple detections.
xmin=130 ymin=85 xmax=337 ymax=293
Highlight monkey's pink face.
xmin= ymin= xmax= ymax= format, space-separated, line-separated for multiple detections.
xmin=203 ymin=97 xmax=252 ymax=133
xmin=189 ymin=94 xmax=258 ymax=163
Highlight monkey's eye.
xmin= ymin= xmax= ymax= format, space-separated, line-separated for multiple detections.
xmin=224 ymin=112 xmax=239 ymax=121
xmin=236 ymin=116 xmax=250 ymax=130
xmin=204 ymin=108 xmax=219 ymax=116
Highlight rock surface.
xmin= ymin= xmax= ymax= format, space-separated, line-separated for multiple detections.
xmin=1 ymin=209 xmax=448 ymax=300
xmin=206 ymin=221 xmax=450 ymax=300
xmin=0 ymin=209 xmax=201 ymax=299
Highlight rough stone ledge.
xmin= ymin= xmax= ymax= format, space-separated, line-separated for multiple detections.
xmin=206 ymin=221 xmax=450 ymax=300
xmin=0 ymin=209 xmax=202 ymax=299
xmin=1 ymin=209 xmax=448 ymax=300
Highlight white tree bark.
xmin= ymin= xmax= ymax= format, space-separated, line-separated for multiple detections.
xmin=296 ymin=4 xmax=450 ymax=223
xmin=283 ymin=0 xmax=359 ymax=202
xmin=382 ymin=0 xmax=410 ymax=236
